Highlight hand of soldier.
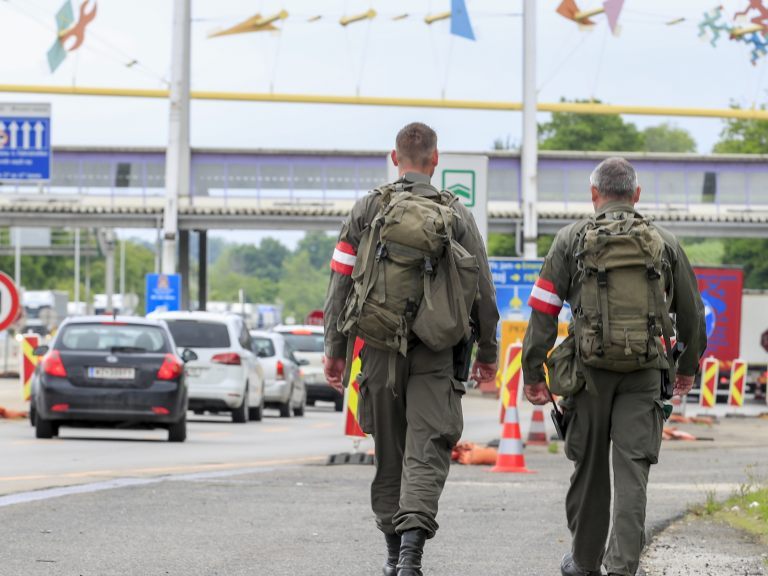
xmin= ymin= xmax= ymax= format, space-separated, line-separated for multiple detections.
xmin=524 ymin=382 xmax=550 ymax=405
xmin=323 ymin=356 xmax=346 ymax=394
xmin=471 ymin=361 xmax=497 ymax=387
xmin=673 ymin=373 xmax=695 ymax=397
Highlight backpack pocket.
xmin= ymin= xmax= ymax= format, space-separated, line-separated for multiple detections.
xmin=546 ymin=334 xmax=584 ymax=396
xmin=412 ymin=241 xmax=479 ymax=352
xmin=356 ymin=300 xmax=406 ymax=353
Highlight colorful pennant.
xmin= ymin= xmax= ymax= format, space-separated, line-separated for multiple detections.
xmin=48 ymin=0 xmax=97 ymax=73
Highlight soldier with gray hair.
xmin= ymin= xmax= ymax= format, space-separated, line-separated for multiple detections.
xmin=522 ymin=157 xmax=707 ymax=576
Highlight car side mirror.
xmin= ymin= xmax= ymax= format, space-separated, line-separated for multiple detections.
xmin=33 ymin=345 xmax=49 ymax=356
xmin=181 ymin=348 xmax=198 ymax=363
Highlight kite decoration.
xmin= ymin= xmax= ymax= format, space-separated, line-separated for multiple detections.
xmin=698 ymin=3 xmax=768 ymax=65
xmin=339 ymin=9 xmax=377 ymax=27
xmin=698 ymin=6 xmax=731 ymax=46
xmin=47 ymin=0 xmax=97 ymax=73
xmin=208 ymin=10 xmax=289 ymax=38
xmin=556 ymin=0 xmax=625 ymax=35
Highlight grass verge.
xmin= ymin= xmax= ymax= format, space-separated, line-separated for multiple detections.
xmin=691 ymin=469 xmax=768 ymax=545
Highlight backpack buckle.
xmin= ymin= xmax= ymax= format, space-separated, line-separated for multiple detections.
xmin=375 ymin=243 xmax=388 ymax=262
xmin=646 ymin=265 xmax=661 ymax=280
xmin=597 ymin=269 xmax=608 ymax=287
xmin=424 ymin=257 xmax=434 ymax=275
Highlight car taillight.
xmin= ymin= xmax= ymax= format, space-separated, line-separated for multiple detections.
xmin=51 ymin=403 xmax=69 ymax=412
xmin=152 ymin=406 xmax=170 ymax=415
xmin=211 ymin=352 xmax=241 ymax=365
xmin=157 ymin=354 xmax=183 ymax=380
xmin=43 ymin=351 xmax=67 ymax=377
xmin=276 ymin=360 xmax=285 ymax=379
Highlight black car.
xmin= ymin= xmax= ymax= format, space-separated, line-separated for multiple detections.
xmin=30 ymin=316 xmax=194 ymax=442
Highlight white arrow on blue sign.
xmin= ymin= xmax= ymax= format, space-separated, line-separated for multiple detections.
xmin=0 ymin=103 xmax=52 ymax=182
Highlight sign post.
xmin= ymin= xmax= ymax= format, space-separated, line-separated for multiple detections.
xmin=0 ymin=103 xmax=52 ymax=182
xmin=387 ymin=153 xmax=489 ymax=241
xmin=0 ymin=271 xmax=21 ymax=332
xmin=145 ymin=273 xmax=182 ymax=314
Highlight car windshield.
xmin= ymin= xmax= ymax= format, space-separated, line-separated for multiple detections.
xmin=165 ymin=320 xmax=231 ymax=348
xmin=281 ymin=332 xmax=324 ymax=353
xmin=58 ymin=323 xmax=168 ymax=352
xmin=252 ymin=337 xmax=276 ymax=357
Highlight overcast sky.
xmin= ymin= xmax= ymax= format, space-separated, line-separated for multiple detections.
xmin=2 ymin=0 xmax=766 ymax=245
xmin=2 ymin=0 xmax=766 ymax=153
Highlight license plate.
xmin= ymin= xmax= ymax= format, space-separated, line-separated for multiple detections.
xmin=186 ymin=367 xmax=204 ymax=378
xmin=88 ymin=367 xmax=135 ymax=380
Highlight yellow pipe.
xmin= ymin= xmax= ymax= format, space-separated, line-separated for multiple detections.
xmin=1 ymin=84 xmax=768 ymax=120
xmin=731 ymin=24 xmax=765 ymax=38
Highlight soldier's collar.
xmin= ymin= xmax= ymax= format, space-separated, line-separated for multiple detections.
xmin=595 ymin=200 xmax=635 ymax=216
xmin=398 ymin=172 xmax=439 ymax=197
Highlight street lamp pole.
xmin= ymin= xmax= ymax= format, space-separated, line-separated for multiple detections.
xmin=162 ymin=0 xmax=191 ymax=275
xmin=522 ymin=0 xmax=539 ymax=259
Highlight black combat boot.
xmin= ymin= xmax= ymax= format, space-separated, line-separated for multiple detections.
xmin=396 ymin=529 xmax=427 ymax=576
xmin=561 ymin=552 xmax=603 ymax=576
xmin=382 ymin=533 xmax=400 ymax=576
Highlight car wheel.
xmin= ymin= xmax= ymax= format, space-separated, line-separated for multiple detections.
xmin=35 ymin=415 xmax=55 ymax=439
xmin=293 ymin=390 xmax=306 ymax=417
xmin=334 ymin=396 xmax=344 ymax=412
xmin=249 ymin=397 xmax=264 ymax=421
xmin=279 ymin=387 xmax=293 ymax=418
xmin=29 ymin=403 xmax=36 ymax=427
xmin=232 ymin=386 xmax=249 ymax=424
xmin=168 ymin=417 xmax=187 ymax=442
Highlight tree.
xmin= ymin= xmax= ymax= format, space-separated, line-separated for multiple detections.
xmin=642 ymin=123 xmax=697 ymax=153
xmin=539 ymin=99 xmax=644 ymax=152
xmin=296 ymin=231 xmax=336 ymax=270
xmin=277 ymin=252 xmax=329 ymax=321
xmin=713 ymin=107 xmax=768 ymax=153
xmin=723 ymin=239 xmax=768 ymax=289
xmin=487 ymin=233 xmax=517 ymax=257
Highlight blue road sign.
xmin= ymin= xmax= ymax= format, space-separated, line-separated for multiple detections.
xmin=0 ymin=103 xmax=52 ymax=181
xmin=490 ymin=257 xmax=572 ymax=323
xmin=146 ymin=274 xmax=181 ymax=315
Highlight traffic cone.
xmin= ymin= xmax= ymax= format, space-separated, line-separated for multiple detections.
xmin=526 ymin=406 xmax=548 ymax=446
xmin=491 ymin=403 xmax=534 ymax=473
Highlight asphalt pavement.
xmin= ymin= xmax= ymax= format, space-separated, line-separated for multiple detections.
xmin=1 ymin=378 xmax=767 ymax=575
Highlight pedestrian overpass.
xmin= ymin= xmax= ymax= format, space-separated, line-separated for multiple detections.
xmin=1 ymin=147 xmax=767 ymax=238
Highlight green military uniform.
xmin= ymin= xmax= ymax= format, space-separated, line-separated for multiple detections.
xmin=522 ymin=201 xmax=707 ymax=576
xmin=324 ymin=171 xmax=499 ymax=538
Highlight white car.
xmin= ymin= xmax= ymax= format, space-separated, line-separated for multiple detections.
xmin=273 ymin=325 xmax=343 ymax=412
xmin=150 ymin=311 xmax=265 ymax=423
xmin=250 ymin=331 xmax=307 ymax=418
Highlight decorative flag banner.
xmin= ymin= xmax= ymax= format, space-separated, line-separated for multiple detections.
xmin=603 ymin=0 xmax=625 ymax=35
xmin=209 ymin=11 xmax=289 ymax=38
xmin=48 ymin=0 xmax=97 ymax=73
xmin=451 ymin=0 xmax=476 ymax=40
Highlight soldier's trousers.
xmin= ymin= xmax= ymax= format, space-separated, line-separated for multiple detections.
xmin=355 ymin=342 xmax=464 ymax=538
xmin=562 ymin=368 xmax=665 ymax=576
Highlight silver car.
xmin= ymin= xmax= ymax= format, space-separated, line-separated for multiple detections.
xmin=250 ymin=331 xmax=307 ymax=418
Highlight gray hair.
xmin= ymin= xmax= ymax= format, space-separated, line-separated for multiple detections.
xmin=589 ymin=157 xmax=638 ymax=200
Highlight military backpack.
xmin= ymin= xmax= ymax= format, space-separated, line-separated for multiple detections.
xmin=573 ymin=209 xmax=676 ymax=377
xmin=338 ymin=181 xmax=480 ymax=385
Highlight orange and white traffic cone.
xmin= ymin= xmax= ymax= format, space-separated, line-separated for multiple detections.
xmin=492 ymin=402 xmax=534 ymax=473
xmin=526 ymin=406 xmax=548 ymax=446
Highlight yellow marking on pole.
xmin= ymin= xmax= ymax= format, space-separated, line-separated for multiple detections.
xmin=704 ymin=363 xmax=718 ymax=382
xmin=731 ymin=363 xmax=746 ymax=384
xmin=702 ymin=383 xmax=715 ymax=407
xmin=3 ymin=84 xmax=768 ymax=120
xmin=502 ymin=351 xmax=522 ymax=386
xmin=731 ymin=384 xmax=743 ymax=407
